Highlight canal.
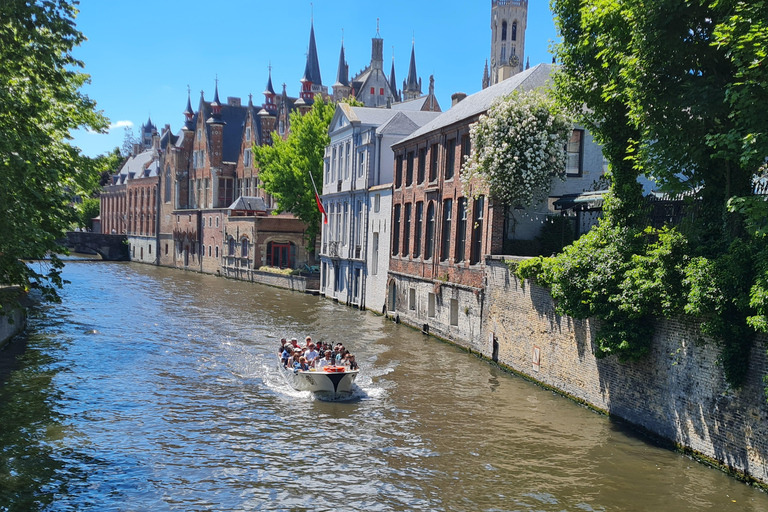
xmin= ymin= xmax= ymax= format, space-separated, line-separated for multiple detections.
xmin=0 ymin=261 xmax=766 ymax=511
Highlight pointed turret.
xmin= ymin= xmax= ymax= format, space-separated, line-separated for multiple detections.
xmin=299 ymin=20 xmax=323 ymax=106
xmin=262 ymin=66 xmax=277 ymax=114
xmin=207 ymin=80 xmax=225 ymax=125
xmin=403 ymin=40 xmax=422 ymax=100
xmin=482 ymin=59 xmax=490 ymax=90
xmin=389 ymin=53 xmax=400 ymax=103
xmin=332 ymin=40 xmax=351 ymax=102
xmin=525 ymin=56 xmax=530 ymax=70
xmin=183 ymin=89 xmax=195 ymax=130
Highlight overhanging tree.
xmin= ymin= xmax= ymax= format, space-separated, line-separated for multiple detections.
xmin=252 ymin=97 xmax=336 ymax=251
xmin=0 ymin=0 xmax=108 ymax=303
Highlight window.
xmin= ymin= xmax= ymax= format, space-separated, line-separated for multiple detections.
xmin=441 ymin=199 xmax=453 ymax=261
xmin=343 ymin=202 xmax=349 ymax=246
xmin=218 ymin=178 xmax=234 ymax=207
xmin=471 ymin=195 xmax=485 ymax=264
xmin=165 ymin=243 xmax=168 ymax=255
xmin=395 ymin=155 xmax=403 ymax=188
xmin=332 ymin=147 xmax=337 ymax=181
xmin=428 ymin=293 xmax=436 ymax=318
xmin=244 ymin=148 xmax=252 ymax=167
xmin=370 ymin=87 xmax=375 ymax=95
xmin=228 ymin=237 xmax=236 ymax=256
xmin=455 ymin=197 xmax=468 ymax=263
xmin=501 ymin=20 xmax=507 ymax=41
xmin=409 ymin=288 xmax=416 ymax=310
xmin=164 ymin=165 xmax=171 ymax=203
xmin=417 ymin=148 xmax=426 ymax=184
xmin=215 ymin=246 xmax=219 ymax=258
xmin=345 ymin=142 xmax=351 ymax=180
xmin=406 ymin=152 xmax=414 ymax=187
xmin=241 ymin=238 xmax=249 ymax=258
xmin=215 ymin=217 xmax=219 ymax=227
xmin=358 ymin=151 xmax=366 ymax=177
xmin=501 ymin=45 xmax=507 ymax=63
xmin=461 ymin=134 xmax=471 ymax=166
xmin=429 ymin=144 xmax=439 ymax=182
xmin=445 ymin=139 xmax=456 ymax=181
xmin=355 ymin=200 xmax=363 ymax=248
xmin=392 ymin=204 xmax=401 ymax=256
xmin=372 ymin=232 xmax=379 ymax=275
xmin=512 ymin=21 xmax=517 ymax=41
xmin=403 ymin=203 xmax=411 ymax=256
xmin=425 ymin=202 xmax=435 ymax=260
xmin=201 ymin=245 xmax=205 ymax=257
xmin=414 ymin=202 xmax=423 ymax=259
xmin=245 ymin=126 xmax=251 ymax=141
xmin=208 ymin=245 xmax=211 ymax=257
xmin=567 ymin=129 xmax=584 ymax=176
xmin=374 ymin=194 xmax=381 ymax=213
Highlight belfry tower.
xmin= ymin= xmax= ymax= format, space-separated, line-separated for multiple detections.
xmin=489 ymin=0 xmax=527 ymax=86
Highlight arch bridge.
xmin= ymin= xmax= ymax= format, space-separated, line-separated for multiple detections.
xmin=63 ymin=232 xmax=130 ymax=261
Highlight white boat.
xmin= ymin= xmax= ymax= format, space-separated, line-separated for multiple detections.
xmin=278 ymin=360 xmax=359 ymax=397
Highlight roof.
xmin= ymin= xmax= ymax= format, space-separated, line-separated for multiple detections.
xmin=113 ymin=150 xmax=158 ymax=185
xmin=199 ymin=99 xmax=250 ymax=163
xmin=302 ymin=22 xmax=323 ymax=85
xmin=395 ymin=63 xmax=556 ymax=146
xmin=377 ymin=111 xmax=441 ymax=136
xmin=229 ymin=196 xmax=267 ymax=212
xmin=404 ymin=43 xmax=419 ymax=91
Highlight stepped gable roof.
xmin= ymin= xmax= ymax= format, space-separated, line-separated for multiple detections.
xmin=302 ymin=22 xmax=323 ymax=85
xmin=396 ymin=63 xmax=555 ymax=146
xmin=228 ymin=196 xmax=267 ymax=212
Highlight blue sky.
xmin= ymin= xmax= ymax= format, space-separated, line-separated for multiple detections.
xmin=70 ymin=0 xmax=559 ymax=157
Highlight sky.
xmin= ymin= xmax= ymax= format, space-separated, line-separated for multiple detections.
xmin=70 ymin=0 xmax=559 ymax=158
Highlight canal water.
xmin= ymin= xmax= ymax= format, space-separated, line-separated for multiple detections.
xmin=1 ymin=262 xmax=766 ymax=511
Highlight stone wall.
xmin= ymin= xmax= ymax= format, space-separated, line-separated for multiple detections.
xmin=0 ymin=288 xmax=26 ymax=349
xmin=249 ymin=270 xmax=318 ymax=293
xmin=479 ymin=256 xmax=768 ymax=485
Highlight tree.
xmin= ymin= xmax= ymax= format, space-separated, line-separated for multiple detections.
xmin=121 ymin=126 xmax=139 ymax=157
xmin=252 ymin=97 xmax=336 ymax=250
xmin=460 ymin=89 xmax=571 ymax=206
xmin=0 ymin=0 xmax=108 ymax=303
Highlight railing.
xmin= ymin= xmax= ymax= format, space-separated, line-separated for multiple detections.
xmin=493 ymin=0 xmax=526 ymax=6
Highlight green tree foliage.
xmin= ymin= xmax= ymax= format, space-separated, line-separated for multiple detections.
xmin=0 ymin=0 xmax=108 ymax=302
xmin=526 ymin=0 xmax=768 ymax=389
xmin=460 ymin=89 xmax=571 ymax=206
xmin=252 ymin=97 xmax=336 ymax=249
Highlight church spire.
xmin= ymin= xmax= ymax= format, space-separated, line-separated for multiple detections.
xmin=335 ymin=39 xmax=349 ymax=87
xmin=301 ymin=20 xmax=323 ymax=91
xmin=207 ymin=78 xmax=225 ymax=125
xmin=389 ymin=50 xmax=400 ymax=103
xmin=482 ymin=59 xmax=490 ymax=90
xmin=183 ymin=86 xmax=195 ymax=130
xmin=402 ymin=39 xmax=421 ymax=100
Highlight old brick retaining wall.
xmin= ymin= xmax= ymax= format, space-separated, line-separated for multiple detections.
xmin=479 ymin=257 xmax=768 ymax=485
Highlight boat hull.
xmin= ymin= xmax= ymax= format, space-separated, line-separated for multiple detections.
xmin=279 ymin=364 xmax=359 ymax=396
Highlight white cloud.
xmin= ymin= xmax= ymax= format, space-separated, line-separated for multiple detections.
xmin=108 ymin=120 xmax=134 ymax=131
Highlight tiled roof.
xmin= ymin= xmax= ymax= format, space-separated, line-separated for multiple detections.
xmin=228 ymin=196 xmax=267 ymax=212
xmin=395 ymin=63 xmax=555 ymax=146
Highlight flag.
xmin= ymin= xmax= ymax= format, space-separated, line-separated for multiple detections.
xmin=315 ymin=192 xmax=328 ymax=224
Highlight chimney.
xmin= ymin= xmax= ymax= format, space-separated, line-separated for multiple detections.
xmin=451 ymin=92 xmax=467 ymax=107
xmin=227 ymin=97 xmax=241 ymax=107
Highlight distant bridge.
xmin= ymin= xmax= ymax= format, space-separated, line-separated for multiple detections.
xmin=63 ymin=232 xmax=130 ymax=261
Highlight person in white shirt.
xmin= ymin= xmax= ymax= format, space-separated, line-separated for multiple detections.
xmin=315 ymin=350 xmax=332 ymax=371
xmin=304 ymin=343 xmax=319 ymax=364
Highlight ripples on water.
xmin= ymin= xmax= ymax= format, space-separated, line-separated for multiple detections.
xmin=0 ymin=262 xmax=766 ymax=511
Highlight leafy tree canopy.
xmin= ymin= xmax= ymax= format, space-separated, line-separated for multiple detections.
xmin=252 ymin=97 xmax=336 ymax=249
xmin=0 ymin=0 xmax=108 ymax=302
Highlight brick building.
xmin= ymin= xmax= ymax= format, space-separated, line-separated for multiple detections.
xmin=386 ymin=63 xmax=605 ymax=344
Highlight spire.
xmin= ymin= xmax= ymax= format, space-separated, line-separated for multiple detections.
xmin=301 ymin=20 xmax=323 ymax=87
xmin=335 ymin=40 xmax=349 ymax=87
xmin=183 ymin=86 xmax=195 ymax=130
xmin=371 ymin=19 xmax=384 ymax=71
xmin=207 ymin=78 xmax=225 ymax=125
xmin=525 ymin=56 xmax=530 ymax=70
xmin=403 ymin=39 xmax=421 ymax=100
xmin=482 ymin=59 xmax=490 ymax=90
xmin=389 ymin=50 xmax=400 ymax=103
xmin=264 ymin=64 xmax=276 ymax=96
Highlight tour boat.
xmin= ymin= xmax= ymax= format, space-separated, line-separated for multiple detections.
xmin=278 ymin=360 xmax=359 ymax=397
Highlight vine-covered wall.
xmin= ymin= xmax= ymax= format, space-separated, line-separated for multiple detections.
xmin=480 ymin=256 xmax=768 ymax=485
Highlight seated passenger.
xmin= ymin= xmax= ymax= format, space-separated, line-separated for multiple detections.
xmin=297 ymin=356 xmax=310 ymax=371
xmin=315 ymin=350 xmax=332 ymax=371
xmin=304 ymin=343 xmax=319 ymax=363
xmin=347 ymin=354 xmax=359 ymax=370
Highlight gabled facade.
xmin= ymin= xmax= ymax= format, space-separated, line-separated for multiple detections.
xmin=386 ymin=63 xmax=605 ymax=343
xmin=319 ymin=104 xmax=440 ymax=310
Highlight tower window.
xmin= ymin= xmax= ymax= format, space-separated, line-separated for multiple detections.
xmin=512 ymin=21 xmax=517 ymax=41
xmin=380 ymin=88 xmax=384 ymax=95
xmin=501 ymin=21 xmax=507 ymax=41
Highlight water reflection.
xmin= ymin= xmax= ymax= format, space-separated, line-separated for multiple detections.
xmin=0 ymin=261 xmax=765 ymax=511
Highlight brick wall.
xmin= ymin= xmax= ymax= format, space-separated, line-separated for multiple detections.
xmin=480 ymin=256 xmax=768 ymax=485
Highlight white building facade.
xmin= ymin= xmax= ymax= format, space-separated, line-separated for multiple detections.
xmin=319 ymin=104 xmax=440 ymax=310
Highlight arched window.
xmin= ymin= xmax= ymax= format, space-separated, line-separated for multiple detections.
xmin=501 ymin=21 xmax=507 ymax=41
xmin=228 ymin=237 xmax=236 ymax=256
xmin=425 ymin=202 xmax=435 ymax=260
xmin=511 ymin=21 xmax=517 ymax=41
xmin=241 ymin=238 xmax=249 ymax=258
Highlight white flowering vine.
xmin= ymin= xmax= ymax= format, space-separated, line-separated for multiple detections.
xmin=461 ymin=89 xmax=571 ymax=207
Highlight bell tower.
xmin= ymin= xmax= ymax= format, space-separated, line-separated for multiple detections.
xmin=490 ymin=0 xmax=528 ymax=85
